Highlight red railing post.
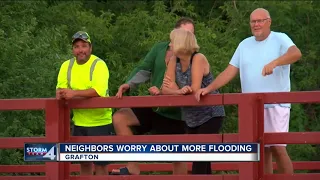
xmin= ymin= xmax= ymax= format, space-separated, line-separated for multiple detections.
xmin=45 ymin=99 xmax=70 ymax=180
xmin=257 ymin=94 xmax=265 ymax=179
xmin=238 ymin=94 xmax=259 ymax=180
xmin=63 ymin=102 xmax=71 ymax=179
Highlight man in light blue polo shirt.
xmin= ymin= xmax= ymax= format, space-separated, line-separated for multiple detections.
xmin=195 ymin=8 xmax=302 ymax=174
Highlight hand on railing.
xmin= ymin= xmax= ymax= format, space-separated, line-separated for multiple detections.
xmin=56 ymin=88 xmax=76 ymax=100
xmin=162 ymin=75 xmax=179 ymax=90
xmin=179 ymin=86 xmax=192 ymax=95
xmin=148 ymin=86 xmax=160 ymax=95
xmin=56 ymin=88 xmax=65 ymax=99
xmin=195 ymin=87 xmax=210 ymax=102
xmin=60 ymin=89 xmax=77 ymax=100
xmin=115 ymin=84 xmax=130 ymax=98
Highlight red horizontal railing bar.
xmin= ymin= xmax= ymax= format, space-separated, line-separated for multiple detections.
xmin=264 ymin=173 xmax=320 ymax=180
xmin=0 ymin=91 xmax=319 ymax=111
xmin=0 ymin=137 xmax=46 ymax=149
xmin=223 ymin=91 xmax=320 ymax=105
xmin=78 ymin=162 xmax=238 ymax=172
xmin=263 ymin=91 xmax=320 ymax=104
xmin=1 ymin=161 xmax=319 ymax=173
xmin=68 ymin=134 xmax=223 ymax=143
xmin=272 ymin=161 xmax=320 ymax=170
xmin=0 ymin=98 xmax=53 ymax=110
xmin=223 ymin=93 xmax=257 ymax=105
xmin=0 ymin=176 xmax=236 ymax=180
xmin=2 ymin=174 xmax=319 ymax=180
xmin=223 ymin=133 xmax=238 ymax=142
xmin=0 ymin=177 xmax=46 ymax=180
xmin=265 ymin=132 xmax=320 ymax=144
xmin=222 ymin=175 xmax=238 ymax=180
xmin=68 ymin=175 xmax=235 ymax=180
xmin=0 ymin=163 xmax=235 ymax=173
xmin=66 ymin=94 xmax=223 ymax=109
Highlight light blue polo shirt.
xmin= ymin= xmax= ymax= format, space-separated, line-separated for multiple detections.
xmin=229 ymin=31 xmax=295 ymax=108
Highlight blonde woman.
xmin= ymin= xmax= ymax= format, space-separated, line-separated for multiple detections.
xmin=161 ymin=28 xmax=226 ymax=174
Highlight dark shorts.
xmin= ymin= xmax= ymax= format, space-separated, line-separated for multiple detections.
xmin=131 ymin=108 xmax=185 ymax=135
xmin=72 ymin=124 xmax=115 ymax=166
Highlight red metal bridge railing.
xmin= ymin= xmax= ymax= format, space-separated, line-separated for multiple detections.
xmin=0 ymin=91 xmax=320 ymax=180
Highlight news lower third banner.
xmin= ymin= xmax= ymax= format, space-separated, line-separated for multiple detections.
xmin=24 ymin=143 xmax=260 ymax=162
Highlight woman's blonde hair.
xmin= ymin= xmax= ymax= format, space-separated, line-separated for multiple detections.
xmin=170 ymin=28 xmax=200 ymax=55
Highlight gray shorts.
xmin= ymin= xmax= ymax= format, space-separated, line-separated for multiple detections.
xmin=72 ymin=124 xmax=115 ymax=166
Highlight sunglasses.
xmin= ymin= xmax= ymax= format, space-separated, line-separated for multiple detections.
xmin=72 ymin=31 xmax=91 ymax=43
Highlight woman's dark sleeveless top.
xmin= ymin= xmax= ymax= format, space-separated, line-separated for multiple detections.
xmin=175 ymin=52 xmax=226 ymax=128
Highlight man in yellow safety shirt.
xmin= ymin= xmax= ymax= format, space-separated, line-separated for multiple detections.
xmin=56 ymin=31 xmax=113 ymax=175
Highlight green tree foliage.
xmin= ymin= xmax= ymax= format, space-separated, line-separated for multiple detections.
xmin=0 ymin=0 xmax=319 ymax=174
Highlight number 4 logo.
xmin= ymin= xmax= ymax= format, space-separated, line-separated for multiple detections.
xmin=43 ymin=146 xmax=56 ymax=160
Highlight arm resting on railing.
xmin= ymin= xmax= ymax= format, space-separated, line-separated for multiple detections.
xmin=160 ymin=56 xmax=183 ymax=95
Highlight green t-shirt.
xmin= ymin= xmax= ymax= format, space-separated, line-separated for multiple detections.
xmin=56 ymin=54 xmax=112 ymax=127
xmin=126 ymin=42 xmax=182 ymax=121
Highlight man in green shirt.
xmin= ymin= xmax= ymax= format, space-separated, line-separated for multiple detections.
xmin=111 ymin=17 xmax=195 ymax=175
xmin=56 ymin=31 xmax=114 ymax=175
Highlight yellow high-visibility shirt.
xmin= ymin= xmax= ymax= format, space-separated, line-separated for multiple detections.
xmin=56 ymin=54 xmax=112 ymax=127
